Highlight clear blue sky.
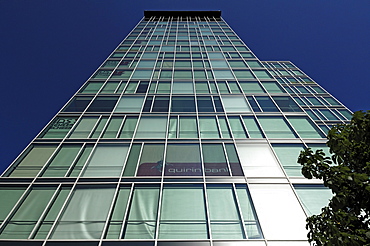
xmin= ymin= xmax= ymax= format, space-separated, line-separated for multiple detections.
xmin=1 ymin=0 xmax=369 ymax=173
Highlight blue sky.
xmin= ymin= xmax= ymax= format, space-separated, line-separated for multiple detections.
xmin=0 ymin=0 xmax=369 ymax=173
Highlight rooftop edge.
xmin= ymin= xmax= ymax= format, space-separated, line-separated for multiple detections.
xmin=144 ymin=10 xmax=221 ymax=18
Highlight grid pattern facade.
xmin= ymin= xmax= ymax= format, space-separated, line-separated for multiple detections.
xmin=0 ymin=11 xmax=352 ymax=246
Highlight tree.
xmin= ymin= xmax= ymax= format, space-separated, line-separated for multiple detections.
xmin=298 ymin=110 xmax=370 ymax=246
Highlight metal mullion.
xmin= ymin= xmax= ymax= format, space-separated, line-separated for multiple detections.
xmin=41 ymin=184 xmax=77 ymax=246
xmin=220 ymin=142 xmax=232 ymax=177
xmin=251 ymin=95 xmax=263 ymax=112
xmin=281 ymin=113 xmax=306 ymax=140
xmin=0 ymin=184 xmax=34 ymax=232
xmin=231 ymin=183 xmax=248 ymax=239
xmin=72 ymin=140 xmax=100 ymax=180
xmin=87 ymin=114 xmax=104 ymax=138
xmin=95 ymin=114 xmax=114 ymax=139
xmin=98 ymin=181 xmax=122 ymax=245
xmin=133 ymin=142 xmax=145 ymax=177
xmin=115 ymin=115 xmax=127 ymax=138
xmin=118 ymin=183 xmax=135 ymax=239
xmin=32 ymin=141 xmax=65 ymax=179
xmin=247 ymin=113 xmax=266 ymax=139
xmin=28 ymin=184 xmax=62 ymax=239
xmin=238 ymin=115 xmax=251 ymax=138
xmin=154 ymin=180 xmax=164 ymax=243
xmin=202 ymin=181 xmax=213 ymax=242
xmin=64 ymin=142 xmax=88 ymax=177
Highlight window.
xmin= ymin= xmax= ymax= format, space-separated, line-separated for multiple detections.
xmin=159 ymin=184 xmax=207 ymax=239
xmin=69 ymin=117 xmax=99 ymax=138
xmin=237 ymin=143 xmax=284 ymax=177
xmin=222 ymin=96 xmax=251 ymax=113
xmin=82 ymin=144 xmax=129 ymax=177
xmin=115 ymin=96 xmax=144 ymax=112
xmin=41 ymin=144 xmax=82 ymax=177
xmin=272 ymin=96 xmax=302 ymax=112
xmin=124 ymin=185 xmax=159 ymax=239
xmin=202 ymin=144 xmax=229 ymax=176
xmin=8 ymin=145 xmax=57 ymax=177
xmin=272 ymin=144 xmax=305 ymax=177
xmin=135 ymin=117 xmax=167 ymax=138
xmin=165 ymin=144 xmax=202 ymax=176
xmin=287 ymin=116 xmax=324 ymax=138
xmin=52 ymin=187 xmax=115 ymax=239
xmin=63 ymin=96 xmax=92 ymax=112
xmin=171 ymin=97 xmax=196 ymax=112
xmin=199 ymin=117 xmax=219 ymax=138
xmin=40 ymin=117 xmax=77 ymax=138
xmin=0 ymin=187 xmax=56 ymax=239
xmin=257 ymin=116 xmax=296 ymax=138
xmin=136 ymin=144 xmax=165 ymax=176
xmin=294 ymin=185 xmax=332 ymax=216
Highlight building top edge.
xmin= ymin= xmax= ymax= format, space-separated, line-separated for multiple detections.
xmin=144 ymin=10 xmax=221 ymax=18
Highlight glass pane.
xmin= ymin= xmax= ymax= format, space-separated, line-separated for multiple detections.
xmin=137 ymin=144 xmax=165 ymax=176
xmin=172 ymin=82 xmax=194 ymax=94
xmin=199 ymin=117 xmax=219 ymax=139
xmin=9 ymin=145 xmax=57 ymax=177
xmin=272 ymin=96 xmax=302 ymax=112
xmin=82 ymin=144 xmax=129 ymax=177
xmin=272 ymin=144 xmax=305 ymax=177
xmin=179 ymin=117 xmax=198 ymax=138
xmin=52 ymin=187 xmax=115 ymax=239
xmin=202 ymin=144 xmax=229 ymax=176
xmin=115 ymin=96 xmax=144 ymax=112
xmin=197 ymin=97 xmax=215 ymax=112
xmin=242 ymin=116 xmax=264 ymax=138
xmin=124 ymin=185 xmax=160 ymax=239
xmin=42 ymin=144 xmax=82 ymax=177
xmin=119 ymin=117 xmax=138 ymax=138
xmin=248 ymin=184 xmax=308 ymax=240
xmin=235 ymin=185 xmax=262 ymax=239
xmin=63 ymin=97 xmax=92 ymax=112
xmin=255 ymin=96 xmax=279 ymax=112
xmin=80 ymin=82 xmax=103 ymax=94
xmin=0 ymin=187 xmax=25 ymax=221
xmin=69 ymin=117 xmax=98 ymax=138
xmin=106 ymin=186 xmax=131 ymax=239
xmin=294 ymin=185 xmax=332 ymax=216
xmin=0 ymin=187 xmax=56 ymax=239
xmin=135 ymin=117 xmax=167 ymax=138
xmin=228 ymin=117 xmax=247 ymax=138
xmin=102 ymin=117 xmax=124 ymax=138
xmin=287 ymin=116 xmax=324 ymax=138
xmin=123 ymin=144 xmax=141 ymax=176
xmin=159 ymin=184 xmax=207 ymax=239
xmin=165 ymin=144 xmax=202 ymax=176
xmin=236 ymin=143 xmax=284 ymax=177
xmin=213 ymin=70 xmax=234 ymax=79
xmin=171 ymin=97 xmax=196 ymax=112
xmin=41 ymin=117 xmax=77 ymax=138
xmin=257 ymin=116 xmax=296 ymax=138
xmin=262 ymin=82 xmax=284 ymax=93
xmin=222 ymin=96 xmax=251 ymax=113
xmin=86 ymin=97 xmax=118 ymax=112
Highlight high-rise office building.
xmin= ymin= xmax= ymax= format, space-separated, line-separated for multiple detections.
xmin=0 ymin=11 xmax=353 ymax=246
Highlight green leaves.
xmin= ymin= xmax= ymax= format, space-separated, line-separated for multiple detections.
xmin=298 ymin=110 xmax=370 ymax=245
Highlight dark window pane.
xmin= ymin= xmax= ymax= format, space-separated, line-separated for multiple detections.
xmin=86 ymin=97 xmax=119 ymax=112
xmin=152 ymin=97 xmax=169 ymax=112
xmin=197 ymin=97 xmax=214 ymax=112
xmin=63 ymin=97 xmax=92 ymax=112
xmin=171 ymin=97 xmax=196 ymax=112
xmin=272 ymin=96 xmax=302 ymax=112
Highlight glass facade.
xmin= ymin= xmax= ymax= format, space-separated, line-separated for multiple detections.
xmin=0 ymin=11 xmax=350 ymax=245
